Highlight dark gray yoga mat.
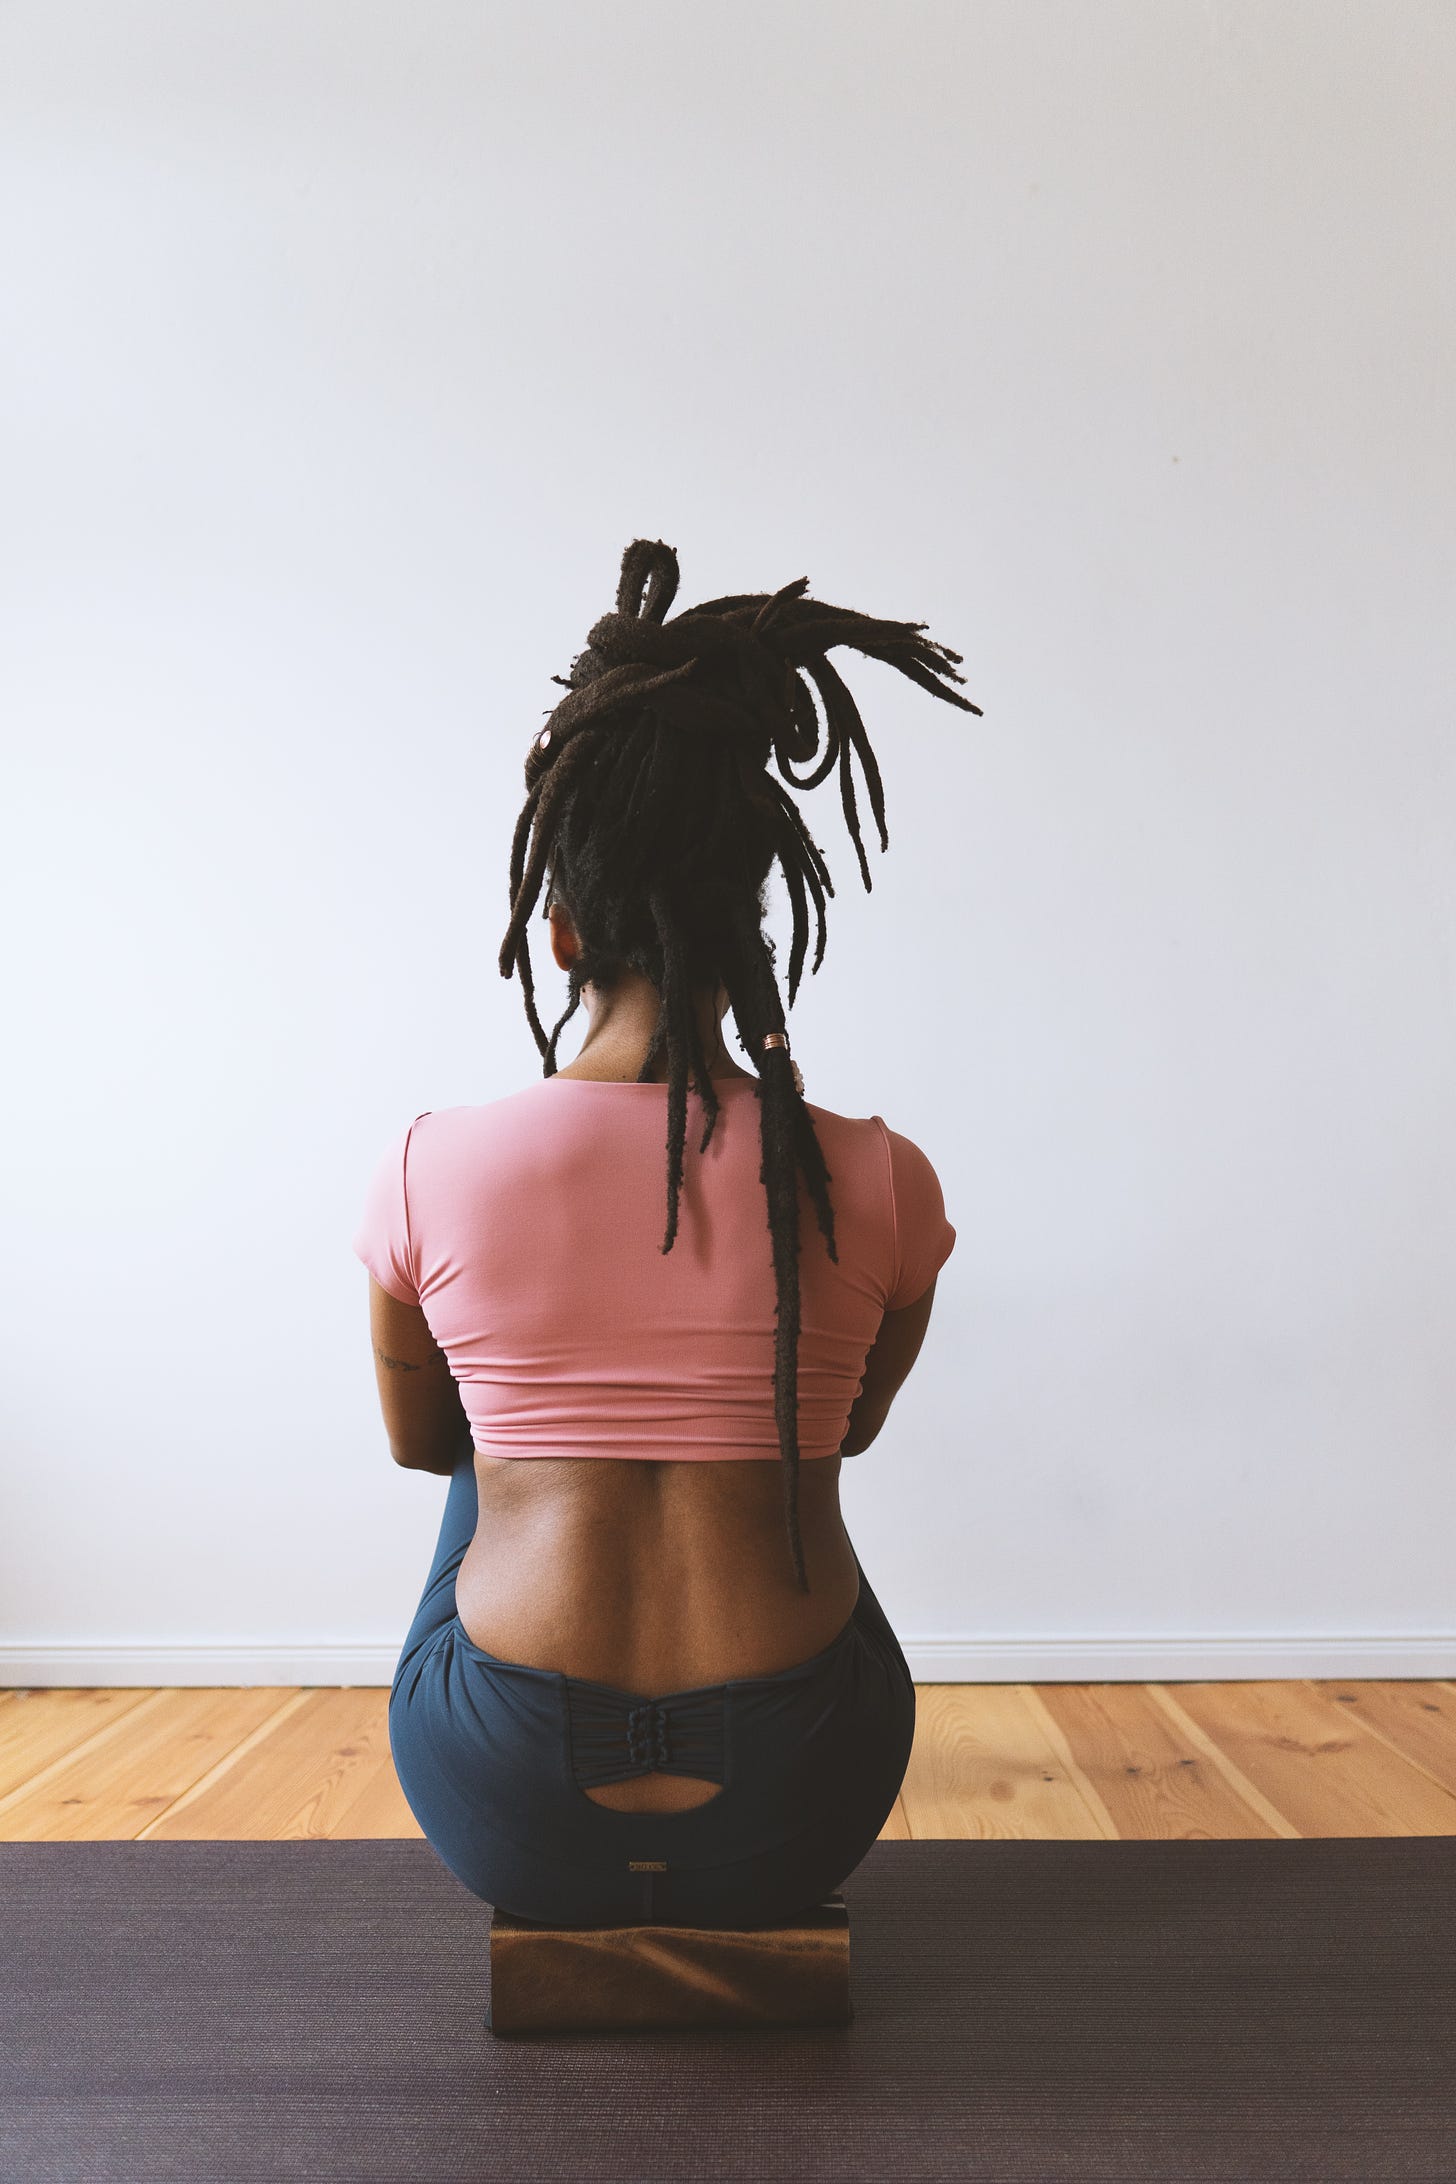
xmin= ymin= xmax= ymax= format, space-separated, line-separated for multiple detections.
xmin=2 ymin=1836 xmax=1452 ymax=2182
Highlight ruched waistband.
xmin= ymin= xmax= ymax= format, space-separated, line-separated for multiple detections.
xmin=566 ymin=1681 xmax=728 ymax=1787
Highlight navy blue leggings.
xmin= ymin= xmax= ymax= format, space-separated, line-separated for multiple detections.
xmin=388 ymin=1453 xmax=916 ymax=1928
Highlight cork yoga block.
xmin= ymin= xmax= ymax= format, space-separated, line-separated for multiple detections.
xmin=487 ymin=1894 xmax=851 ymax=2034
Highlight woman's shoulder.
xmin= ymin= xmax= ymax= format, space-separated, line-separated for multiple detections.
xmin=800 ymin=1093 xmax=883 ymax=1141
xmin=382 ymin=1085 xmax=558 ymax=1172
xmin=407 ymin=1083 xmax=935 ymax=1169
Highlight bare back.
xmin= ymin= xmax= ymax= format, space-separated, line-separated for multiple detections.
xmin=450 ymin=1272 xmax=939 ymax=1812
xmin=455 ymin=1450 xmax=860 ymax=1694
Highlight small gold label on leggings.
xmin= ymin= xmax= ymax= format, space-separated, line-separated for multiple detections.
xmin=628 ymin=1860 xmax=667 ymax=1872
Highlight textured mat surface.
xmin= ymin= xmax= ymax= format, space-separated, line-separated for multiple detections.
xmin=2 ymin=1836 xmax=1453 ymax=2182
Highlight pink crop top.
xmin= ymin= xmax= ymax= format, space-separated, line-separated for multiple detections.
xmin=352 ymin=1077 xmax=955 ymax=1462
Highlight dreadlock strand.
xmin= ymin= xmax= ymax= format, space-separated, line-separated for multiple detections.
xmin=683 ymin=996 xmax=724 ymax=1153
xmin=636 ymin=1011 xmax=670 ymax=1084
xmin=836 ymin=675 xmax=892 ymax=857
xmin=503 ymin=784 xmax=544 ymax=945
xmin=498 ymin=731 xmax=600 ymax=975
xmin=776 ymin=664 xmax=843 ymax=792
xmin=543 ymin=974 xmax=585 ymax=1075
xmin=797 ymin=654 xmax=885 ymax=891
xmin=509 ymin=930 xmax=556 ymax=1060
xmin=647 ymin=887 xmax=690 ymax=1254
xmin=777 ymin=835 xmax=813 ymax=1006
xmin=721 ymin=897 xmax=809 ymax=1590
xmin=497 ymin=535 xmax=980 ymax=1592
xmin=593 ymin=716 xmax=661 ymax=863
xmin=793 ymin=1095 xmax=839 ymax=1263
xmin=764 ymin=781 xmax=835 ymax=978
xmin=617 ymin=537 xmax=681 ymax=622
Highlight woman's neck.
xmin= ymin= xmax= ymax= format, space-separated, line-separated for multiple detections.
xmin=556 ymin=977 xmax=754 ymax=1083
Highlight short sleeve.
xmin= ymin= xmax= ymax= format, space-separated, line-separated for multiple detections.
xmin=352 ymin=1112 xmax=432 ymax=1305
xmin=873 ymin=1117 xmax=956 ymax=1311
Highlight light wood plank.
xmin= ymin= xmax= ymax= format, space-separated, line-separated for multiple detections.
xmin=1160 ymin=1680 xmax=1456 ymax=1836
xmin=899 ymin=1685 xmax=1112 ymax=1839
xmin=1143 ymin=1686 xmax=1301 ymax=1837
xmin=1036 ymin=1681 xmax=1286 ymax=1839
xmin=1307 ymin=1679 xmax=1456 ymax=1799
xmin=324 ymin=1754 xmax=423 ymax=1838
xmin=0 ymin=1689 xmax=297 ymax=1841
xmin=144 ymin=1689 xmax=400 ymax=1840
xmin=1014 ymin=1687 xmax=1121 ymax=1838
xmin=877 ymin=1794 xmax=911 ymax=1841
xmin=0 ymin=1688 xmax=159 ymax=1801
xmin=137 ymin=1692 xmax=315 ymax=1838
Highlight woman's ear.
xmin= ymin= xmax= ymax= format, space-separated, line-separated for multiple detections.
xmin=547 ymin=900 xmax=579 ymax=975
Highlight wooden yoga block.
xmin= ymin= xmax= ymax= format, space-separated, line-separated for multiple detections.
xmin=487 ymin=1894 xmax=851 ymax=2034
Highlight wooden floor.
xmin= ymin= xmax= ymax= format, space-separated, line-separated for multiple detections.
xmin=1 ymin=1681 xmax=1454 ymax=1842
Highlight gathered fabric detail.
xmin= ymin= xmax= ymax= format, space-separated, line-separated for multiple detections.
xmin=567 ymin=1678 xmax=726 ymax=1789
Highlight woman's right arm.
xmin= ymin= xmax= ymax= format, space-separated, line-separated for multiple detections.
xmin=839 ymin=1277 xmax=941 ymax=1457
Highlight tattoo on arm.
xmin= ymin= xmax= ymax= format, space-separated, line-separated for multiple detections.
xmin=373 ymin=1340 xmax=456 ymax=1379
xmin=373 ymin=1345 xmax=422 ymax=1373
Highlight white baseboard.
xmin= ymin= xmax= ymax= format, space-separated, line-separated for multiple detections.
xmin=2 ymin=1632 xmax=1454 ymax=1687
xmin=899 ymin=1633 xmax=1456 ymax=1682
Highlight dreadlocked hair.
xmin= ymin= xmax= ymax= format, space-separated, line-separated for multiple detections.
xmin=498 ymin=539 xmax=980 ymax=1590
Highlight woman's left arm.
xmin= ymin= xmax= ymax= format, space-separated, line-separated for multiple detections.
xmin=364 ymin=1276 xmax=474 ymax=1473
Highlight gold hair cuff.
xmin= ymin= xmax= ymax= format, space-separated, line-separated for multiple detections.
xmin=760 ymin=1032 xmax=803 ymax=1094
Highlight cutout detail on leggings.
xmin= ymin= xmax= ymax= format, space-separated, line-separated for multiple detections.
xmin=566 ymin=1677 xmax=726 ymax=1789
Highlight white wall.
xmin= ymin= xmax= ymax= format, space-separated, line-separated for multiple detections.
xmin=3 ymin=1 xmax=1452 ymax=1684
